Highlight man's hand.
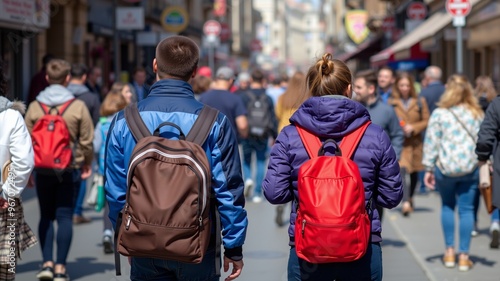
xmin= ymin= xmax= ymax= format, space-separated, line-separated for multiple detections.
xmin=224 ymin=257 xmax=243 ymax=281
xmin=81 ymin=165 xmax=92 ymax=180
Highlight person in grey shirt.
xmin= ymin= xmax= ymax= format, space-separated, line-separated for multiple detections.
xmin=420 ymin=66 xmax=445 ymax=114
xmin=355 ymin=70 xmax=403 ymax=158
xmin=354 ymin=69 xmax=404 ymax=221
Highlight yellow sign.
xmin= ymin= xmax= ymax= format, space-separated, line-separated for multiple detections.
xmin=345 ymin=10 xmax=370 ymax=45
xmin=161 ymin=6 xmax=189 ymax=33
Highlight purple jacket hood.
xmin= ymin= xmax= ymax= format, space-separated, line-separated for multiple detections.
xmin=290 ymin=95 xmax=371 ymax=138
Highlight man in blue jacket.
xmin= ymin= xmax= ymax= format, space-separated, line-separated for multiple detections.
xmin=105 ymin=36 xmax=248 ymax=281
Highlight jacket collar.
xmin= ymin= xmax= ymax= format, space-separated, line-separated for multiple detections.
xmin=148 ymin=79 xmax=195 ymax=98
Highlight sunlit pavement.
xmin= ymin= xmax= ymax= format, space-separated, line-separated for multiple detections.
xmin=14 ymin=187 xmax=499 ymax=281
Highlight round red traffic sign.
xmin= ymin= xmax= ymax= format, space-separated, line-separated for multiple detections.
xmin=407 ymin=2 xmax=427 ymax=20
xmin=382 ymin=16 xmax=395 ymax=32
xmin=446 ymin=0 xmax=471 ymax=17
xmin=250 ymin=39 xmax=262 ymax=52
xmin=203 ymin=20 xmax=221 ymax=36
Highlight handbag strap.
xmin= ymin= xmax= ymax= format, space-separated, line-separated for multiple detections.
xmin=448 ymin=109 xmax=476 ymax=142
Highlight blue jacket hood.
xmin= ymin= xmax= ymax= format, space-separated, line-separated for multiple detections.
xmin=290 ymin=95 xmax=371 ymax=138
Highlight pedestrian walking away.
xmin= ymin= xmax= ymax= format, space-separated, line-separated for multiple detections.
xmin=92 ymin=88 xmax=130 ymax=254
xmin=25 ymin=59 xmax=94 ymax=281
xmin=423 ymin=74 xmax=484 ymax=272
xmin=0 ymin=63 xmax=38 ymax=281
xmin=105 ymin=36 xmax=248 ymax=281
xmin=262 ymin=53 xmax=403 ymax=281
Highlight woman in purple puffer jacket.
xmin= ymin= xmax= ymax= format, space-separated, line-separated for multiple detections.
xmin=262 ymin=54 xmax=403 ymax=281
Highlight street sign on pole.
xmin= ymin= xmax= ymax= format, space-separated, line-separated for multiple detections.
xmin=446 ymin=0 xmax=472 ymax=17
xmin=446 ymin=0 xmax=471 ymax=73
xmin=203 ymin=20 xmax=222 ymax=37
xmin=407 ymin=2 xmax=427 ymax=20
xmin=203 ymin=20 xmax=222 ymax=78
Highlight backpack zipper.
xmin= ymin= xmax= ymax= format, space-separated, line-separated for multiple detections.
xmin=127 ymin=148 xmax=208 ymax=218
xmin=300 ymin=220 xmax=356 ymax=237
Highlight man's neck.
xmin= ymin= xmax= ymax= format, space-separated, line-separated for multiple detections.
xmin=366 ymin=95 xmax=377 ymax=106
xmin=212 ymin=81 xmax=230 ymax=91
xmin=250 ymin=82 xmax=263 ymax=89
xmin=70 ymin=79 xmax=85 ymax=85
xmin=380 ymin=86 xmax=391 ymax=93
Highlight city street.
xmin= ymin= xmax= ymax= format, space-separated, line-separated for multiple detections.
xmin=14 ymin=187 xmax=500 ymax=281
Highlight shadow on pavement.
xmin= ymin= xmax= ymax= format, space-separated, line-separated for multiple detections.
xmin=425 ymin=253 xmax=497 ymax=268
xmin=17 ymin=257 xmax=114 ymax=280
xmin=381 ymin=238 xmax=406 ymax=248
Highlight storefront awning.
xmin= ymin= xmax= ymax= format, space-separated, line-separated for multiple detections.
xmin=371 ymin=0 xmax=481 ymax=67
xmin=337 ymin=35 xmax=383 ymax=62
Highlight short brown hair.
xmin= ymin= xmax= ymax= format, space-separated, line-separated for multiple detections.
xmin=251 ymin=69 xmax=265 ymax=83
xmin=355 ymin=69 xmax=377 ymax=88
xmin=306 ymin=53 xmax=352 ymax=97
xmin=46 ymin=59 xmax=71 ymax=85
xmin=155 ymin=36 xmax=199 ymax=81
xmin=191 ymin=75 xmax=212 ymax=94
xmin=100 ymin=85 xmax=128 ymax=116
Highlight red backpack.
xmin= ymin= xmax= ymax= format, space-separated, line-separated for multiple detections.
xmin=295 ymin=121 xmax=372 ymax=263
xmin=32 ymin=99 xmax=75 ymax=173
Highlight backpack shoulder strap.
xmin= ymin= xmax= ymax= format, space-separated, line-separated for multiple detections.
xmin=124 ymin=103 xmax=152 ymax=142
xmin=186 ymin=105 xmax=219 ymax=145
xmin=339 ymin=121 xmax=371 ymax=159
xmin=59 ymin=99 xmax=76 ymax=116
xmin=296 ymin=125 xmax=321 ymax=159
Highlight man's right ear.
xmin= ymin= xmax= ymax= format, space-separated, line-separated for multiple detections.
xmin=369 ymin=84 xmax=376 ymax=95
xmin=152 ymin=58 xmax=157 ymax=73
xmin=45 ymin=74 xmax=50 ymax=83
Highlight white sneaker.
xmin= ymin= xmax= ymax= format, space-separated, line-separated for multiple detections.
xmin=252 ymin=196 xmax=263 ymax=203
xmin=244 ymin=179 xmax=254 ymax=198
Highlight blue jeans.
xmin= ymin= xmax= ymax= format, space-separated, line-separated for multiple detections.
xmin=241 ymin=138 xmax=268 ymax=197
xmin=287 ymin=243 xmax=382 ymax=281
xmin=492 ymin=208 xmax=500 ymax=222
xmin=130 ymin=248 xmax=219 ymax=281
xmin=73 ymin=179 xmax=86 ymax=216
xmin=435 ymin=167 xmax=479 ymax=253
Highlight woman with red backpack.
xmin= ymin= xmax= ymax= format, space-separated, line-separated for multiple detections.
xmin=262 ymin=54 xmax=403 ymax=281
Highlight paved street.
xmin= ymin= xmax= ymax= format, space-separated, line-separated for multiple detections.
xmin=14 ymin=187 xmax=499 ymax=280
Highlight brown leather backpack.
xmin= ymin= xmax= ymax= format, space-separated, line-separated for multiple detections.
xmin=114 ymin=104 xmax=220 ymax=275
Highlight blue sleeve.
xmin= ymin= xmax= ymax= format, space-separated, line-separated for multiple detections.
xmin=210 ymin=115 xmax=248 ymax=258
xmin=262 ymin=129 xmax=294 ymax=204
xmin=375 ymin=129 xmax=403 ymax=209
xmin=104 ymin=117 xmax=127 ymax=229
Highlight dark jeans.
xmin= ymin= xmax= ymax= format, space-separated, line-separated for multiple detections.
xmin=36 ymin=170 xmax=80 ymax=265
xmin=130 ymin=248 xmax=219 ymax=281
xmin=241 ymin=138 xmax=268 ymax=197
xmin=288 ymin=243 xmax=382 ymax=281
xmin=73 ymin=179 xmax=86 ymax=216
xmin=401 ymin=168 xmax=418 ymax=203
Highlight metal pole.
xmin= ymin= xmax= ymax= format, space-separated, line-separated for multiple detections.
xmin=456 ymin=25 xmax=463 ymax=73
xmin=209 ymin=44 xmax=215 ymax=79
xmin=113 ymin=0 xmax=120 ymax=81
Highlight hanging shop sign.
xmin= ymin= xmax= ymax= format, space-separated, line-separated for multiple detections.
xmin=345 ymin=10 xmax=370 ymax=45
xmin=0 ymin=0 xmax=50 ymax=29
xmin=160 ymin=6 xmax=189 ymax=33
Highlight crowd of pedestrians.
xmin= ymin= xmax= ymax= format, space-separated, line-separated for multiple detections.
xmin=0 ymin=34 xmax=499 ymax=281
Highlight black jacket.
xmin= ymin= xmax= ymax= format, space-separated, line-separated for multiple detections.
xmin=476 ymin=96 xmax=500 ymax=209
